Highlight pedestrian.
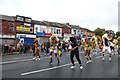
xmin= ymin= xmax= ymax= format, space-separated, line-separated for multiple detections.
xmin=69 ymin=37 xmax=83 ymax=70
xmin=3 ymin=41 xmax=8 ymax=55
xmin=102 ymin=31 xmax=112 ymax=61
xmin=62 ymin=41 xmax=66 ymax=52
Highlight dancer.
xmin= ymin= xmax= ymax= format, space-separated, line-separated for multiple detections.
xmin=117 ymin=37 xmax=120 ymax=57
xmin=90 ymin=35 xmax=97 ymax=55
xmin=98 ymin=36 xmax=103 ymax=53
xmin=102 ymin=31 xmax=112 ymax=61
xmin=80 ymin=38 xmax=86 ymax=53
xmin=69 ymin=37 xmax=83 ymax=70
xmin=49 ymin=34 xmax=60 ymax=64
xmin=84 ymin=36 xmax=92 ymax=64
xmin=34 ymin=39 xmax=40 ymax=61
xmin=109 ymin=38 xmax=115 ymax=55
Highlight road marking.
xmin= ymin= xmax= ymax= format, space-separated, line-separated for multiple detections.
xmin=2 ymin=52 xmax=116 ymax=65
xmin=21 ymin=62 xmax=78 ymax=76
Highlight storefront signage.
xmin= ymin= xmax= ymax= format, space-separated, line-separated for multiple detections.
xmin=16 ymin=26 xmax=30 ymax=32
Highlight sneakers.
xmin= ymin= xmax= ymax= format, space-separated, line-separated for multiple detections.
xmin=89 ymin=60 xmax=91 ymax=63
xmin=38 ymin=58 xmax=40 ymax=60
xmin=102 ymin=57 xmax=104 ymax=61
xmin=87 ymin=61 xmax=89 ymax=64
xmin=71 ymin=65 xmax=75 ymax=69
xmin=80 ymin=66 xmax=83 ymax=70
xmin=33 ymin=57 xmax=36 ymax=60
xmin=109 ymin=57 xmax=111 ymax=61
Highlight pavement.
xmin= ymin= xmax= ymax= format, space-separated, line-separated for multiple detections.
xmin=1 ymin=50 xmax=119 ymax=78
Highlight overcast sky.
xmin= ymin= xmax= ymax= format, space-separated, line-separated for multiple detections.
xmin=0 ymin=0 xmax=119 ymax=32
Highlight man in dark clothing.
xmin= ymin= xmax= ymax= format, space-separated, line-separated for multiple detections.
xmin=69 ymin=37 xmax=83 ymax=70
xmin=46 ymin=41 xmax=50 ymax=55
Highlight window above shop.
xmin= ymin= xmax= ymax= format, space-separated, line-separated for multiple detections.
xmin=16 ymin=16 xmax=24 ymax=21
xmin=25 ymin=18 xmax=32 ymax=22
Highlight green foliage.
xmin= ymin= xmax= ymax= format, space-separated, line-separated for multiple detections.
xmin=94 ymin=27 xmax=105 ymax=37
xmin=116 ymin=31 xmax=120 ymax=38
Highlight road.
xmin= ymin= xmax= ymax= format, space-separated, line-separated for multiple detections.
xmin=1 ymin=50 xmax=119 ymax=78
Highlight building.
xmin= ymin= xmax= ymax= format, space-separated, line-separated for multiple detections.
xmin=0 ymin=14 xmax=95 ymax=45
xmin=0 ymin=14 xmax=15 ymax=45
xmin=14 ymin=15 xmax=35 ymax=46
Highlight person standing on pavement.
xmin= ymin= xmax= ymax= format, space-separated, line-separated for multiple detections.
xmin=3 ymin=41 xmax=8 ymax=55
xmin=69 ymin=37 xmax=83 ymax=70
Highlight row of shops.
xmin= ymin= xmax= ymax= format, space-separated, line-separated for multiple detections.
xmin=1 ymin=15 xmax=94 ymax=46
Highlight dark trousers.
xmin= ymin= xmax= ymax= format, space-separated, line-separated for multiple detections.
xmin=70 ymin=51 xmax=82 ymax=65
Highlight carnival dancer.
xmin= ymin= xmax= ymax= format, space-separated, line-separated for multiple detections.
xmin=57 ymin=40 xmax=62 ymax=57
xmin=34 ymin=39 xmax=40 ymax=61
xmin=98 ymin=36 xmax=103 ymax=54
xmin=117 ymin=37 xmax=120 ymax=57
xmin=109 ymin=38 xmax=115 ymax=55
xmin=49 ymin=34 xmax=60 ymax=64
xmin=80 ymin=38 xmax=86 ymax=53
xmin=102 ymin=31 xmax=112 ymax=61
xmin=84 ymin=36 xmax=92 ymax=64
xmin=69 ymin=37 xmax=83 ymax=70
xmin=90 ymin=35 xmax=98 ymax=55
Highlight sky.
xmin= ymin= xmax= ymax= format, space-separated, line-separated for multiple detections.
xmin=0 ymin=0 xmax=119 ymax=32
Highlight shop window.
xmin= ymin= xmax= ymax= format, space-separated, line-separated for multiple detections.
xmin=36 ymin=27 xmax=38 ymax=32
xmin=17 ymin=17 xmax=24 ymax=21
xmin=9 ymin=22 xmax=14 ymax=32
xmin=25 ymin=18 xmax=31 ymax=22
xmin=74 ymin=30 xmax=76 ymax=35
xmin=58 ymin=29 xmax=61 ymax=34
xmin=51 ymin=28 xmax=54 ymax=33
xmin=57 ymin=29 xmax=59 ymax=34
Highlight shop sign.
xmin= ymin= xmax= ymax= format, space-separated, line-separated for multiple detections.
xmin=16 ymin=26 xmax=30 ymax=32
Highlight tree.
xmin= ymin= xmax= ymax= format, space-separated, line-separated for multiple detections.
xmin=116 ymin=31 xmax=120 ymax=38
xmin=94 ymin=27 xmax=105 ymax=37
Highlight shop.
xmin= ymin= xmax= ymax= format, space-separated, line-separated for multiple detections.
xmin=16 ymin=34 xmax=36 ymax=46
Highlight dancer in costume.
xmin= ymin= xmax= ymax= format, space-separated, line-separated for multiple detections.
xmin=80 ymin=38 xmax=86 ymax=53
xmin=34 ymin=39 xmax=40 ymax=61
xmin=90 ymin=35 xmax=98 ymax=55
xmin=117 ymin=37 xmax=120 ymax=57
xmin=84 ymin=36 xmax=92 ymax=64
xmin=109 ymin=38 xmax=115 ymax=55
xmin=49 ymin=34 xmax=60 ymax=64
xmin=102 ymin=31 xmax=112 ymax=61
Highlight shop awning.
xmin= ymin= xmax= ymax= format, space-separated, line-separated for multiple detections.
xmin=36 ymin=32 xmax=45 ymax=37
xmin=44 ymin=33 xmax=52 ymax=37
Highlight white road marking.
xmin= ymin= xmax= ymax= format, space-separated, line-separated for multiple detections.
xmin=21 ymin=62 xmax=78 ymax=76
xmin=2 ymin=52 xmax=117 ymax=65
